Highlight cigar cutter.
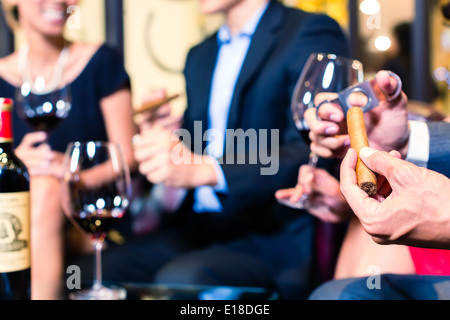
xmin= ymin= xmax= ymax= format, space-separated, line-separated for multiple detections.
xmin=316 ymin=71 xmax=402 ymax=117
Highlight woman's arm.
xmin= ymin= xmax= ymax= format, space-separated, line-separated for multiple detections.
xmin=100 ymin=87 xmax=138 ymax=173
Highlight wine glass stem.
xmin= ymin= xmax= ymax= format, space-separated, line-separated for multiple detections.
xmin=92 ymin=240 xmax=104 ymax=290
xmin=301 ymin=152 xmax=319 ymax=202
xmin=308 ymin=152 xmax=319 ymax=168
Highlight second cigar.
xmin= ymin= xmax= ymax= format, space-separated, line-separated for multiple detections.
xmin=347 ymin=107 xmax=377 ymax=196
xmin=134 ymin=93 xmax=180 ymax=114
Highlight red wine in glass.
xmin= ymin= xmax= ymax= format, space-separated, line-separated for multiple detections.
xmin=62 ymin=141 xmax=131 ymax=300
xmin=68 ymin=180 xmax=128 ymax=240
xmin=15 ymin=84 xmax=72 ymax=134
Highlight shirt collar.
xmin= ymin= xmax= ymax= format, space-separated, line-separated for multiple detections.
xmin=217 ymin=1 xmax=270 ymax=44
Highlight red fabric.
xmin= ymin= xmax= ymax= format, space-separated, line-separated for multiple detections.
xmin=409 ymin=247 xmax=450 ymax=275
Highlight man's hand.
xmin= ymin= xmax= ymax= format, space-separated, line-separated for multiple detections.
xmin=340 ymin=147 xmax=450 ymax=249
xmin=133 ymin=126 xmax=218 ymax=189
xmin=134 ymin=88 xmax=182 ymax=132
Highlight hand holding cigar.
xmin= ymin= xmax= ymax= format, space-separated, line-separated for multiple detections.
xmin=133 ymin=91 xmax=183 ymax=132
xmin=134 ymin=93 xmax=180 ymax=115
xmin=347 ymin=107 xmax=377 ymax=196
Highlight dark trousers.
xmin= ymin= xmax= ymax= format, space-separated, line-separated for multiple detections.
xmin=71 ymin=213 xmax=317 ymax=300
xmin=309 ymin=274 xmax=450 ymax=300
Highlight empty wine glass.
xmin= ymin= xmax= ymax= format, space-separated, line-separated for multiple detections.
xmin=278 ymin=53 xmax=364 ymax=209
xmin=61 ymin=141 xmax=131 ymax=300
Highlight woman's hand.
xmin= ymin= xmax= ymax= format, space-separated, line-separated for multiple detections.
xmin=15 ymin=132 xmax=65 ymax=179
xmin=304 ymin=71 xmax=410 ymax=159
xmin=276 ymin=165 xmax=351 ymax=224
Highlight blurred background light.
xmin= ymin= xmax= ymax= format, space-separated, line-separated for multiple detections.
xmin=374 ymin=35 xmax=392 ymax=51
xmin=360 ymin=0 xmax=381 ymax=15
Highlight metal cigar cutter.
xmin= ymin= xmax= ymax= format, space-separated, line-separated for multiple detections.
xmin=316 ymin=71 xmax=403 ymax=117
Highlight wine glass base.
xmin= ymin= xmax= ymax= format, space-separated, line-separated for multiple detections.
xmin=69 ymin=285 xmax=127 ymax=300
xmin=277 ymin=198 xmax=309 ymax=210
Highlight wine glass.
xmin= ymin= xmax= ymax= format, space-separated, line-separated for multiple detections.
xmin=15 ymin=81 xmax=72 ymax=135
xmin=15 ymin=45 xmax=72 ymax=136
xmin=61 ymin=141 xmax=131 ymax=300
xmin=278 ymin=53 xmax=364 ymax=209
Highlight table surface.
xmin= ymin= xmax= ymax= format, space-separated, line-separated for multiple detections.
xmin=109 ymin=282 xmax=278 ymax=300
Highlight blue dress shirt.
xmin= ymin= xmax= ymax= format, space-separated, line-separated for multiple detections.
xmin=193 ymin=2 xmax=270 ymax=213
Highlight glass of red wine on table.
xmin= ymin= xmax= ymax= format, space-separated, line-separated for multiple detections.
xmin=61 ymin=141 xmax=131 ymax=300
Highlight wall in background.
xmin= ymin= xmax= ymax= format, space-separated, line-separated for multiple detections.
xmin=123 ymin=0 xmax=222 ymax=113
xmin=2 ymin=0 xmax=446 ymax=115
xmin=65 ymin=0 xmax=105 ymax=45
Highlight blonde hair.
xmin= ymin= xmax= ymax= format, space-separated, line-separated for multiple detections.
xmin=1 ymin=0 xmax=19 ymax=30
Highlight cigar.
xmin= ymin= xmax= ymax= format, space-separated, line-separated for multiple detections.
xmin=134 ymin=93 xmax=180 ymax=114
xmin=347 ymin=107 xmax=377 ymax=196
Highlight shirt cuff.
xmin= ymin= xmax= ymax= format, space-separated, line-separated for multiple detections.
xmin=405 ymin=120 xmax=430 ymax=168
xmin=210 ymin=158 xmax=228 ymax=194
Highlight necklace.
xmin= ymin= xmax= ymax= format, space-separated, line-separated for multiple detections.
xmin=18 ymin=44 xmax=70 ymax=95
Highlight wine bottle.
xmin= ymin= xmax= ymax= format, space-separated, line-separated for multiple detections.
xmin=0 ymin=98 xmax=31 ymax=300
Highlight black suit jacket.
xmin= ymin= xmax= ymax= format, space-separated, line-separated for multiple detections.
xmin=180 ymin=1 xmax=349 ymax=235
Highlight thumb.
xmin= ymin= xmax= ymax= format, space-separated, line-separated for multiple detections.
xmin=359 ymin=147 xmax=404 ymax=181
xmin=375 ymin=70 xmax=399 ymax=96
xmin=21 ymin=132 xmax=48 ymax=146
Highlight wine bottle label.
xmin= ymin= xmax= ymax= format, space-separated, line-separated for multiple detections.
xmin=0 ymin=192 xmax=30 ymax=273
